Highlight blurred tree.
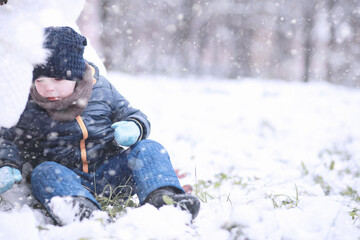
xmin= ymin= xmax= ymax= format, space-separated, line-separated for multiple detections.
xmin=302 ymin=0 xmax=316 ymax=83
xmin=324 ymin=0 xmax=360 ymax=86
xmin=78 ymin=0 xmax=360 ymax=87
xmin=227 ymin=0 xmax=254 ymax=78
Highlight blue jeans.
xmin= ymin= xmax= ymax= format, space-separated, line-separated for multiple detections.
xmin=31 ymin=139 xmax=184 ymax=210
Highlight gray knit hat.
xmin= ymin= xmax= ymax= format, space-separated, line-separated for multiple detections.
xmin=32 ymin=26 xmax=87 ymax=81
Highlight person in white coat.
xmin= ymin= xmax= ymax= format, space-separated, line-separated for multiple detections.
xmin=0 ymin=0 xmax=105 ymax=128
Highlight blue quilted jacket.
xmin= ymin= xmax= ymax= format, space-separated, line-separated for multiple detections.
xmin=0 ymin=63 xmax=150 ymax=173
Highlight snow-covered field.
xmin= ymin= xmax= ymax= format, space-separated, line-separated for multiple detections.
xmin=1 ymin=73 xmax=360 ymax=240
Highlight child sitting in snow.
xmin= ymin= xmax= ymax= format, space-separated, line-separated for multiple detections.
xmin=0 ymin=26 xmax=200 ymax=225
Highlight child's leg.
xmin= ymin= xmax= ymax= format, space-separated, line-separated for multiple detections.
xmin=84 ymin=139 xmax=184 ymax=204
xmin=31 ymin=161 xmax=101 ymax=224
xmin=122 ymin=139 xmax=185 ymax=203
xmin=78 ymin=139 xmax=200 ymax=219
xmin=112 ymin=139 xmax=200 ymax=219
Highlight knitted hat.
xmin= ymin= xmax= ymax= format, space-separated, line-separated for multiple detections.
xmin=32 ymin=26 xmax=87 ymax=81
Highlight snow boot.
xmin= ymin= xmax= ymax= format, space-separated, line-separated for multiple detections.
xmin=48 ymin=196 xmax=100 ymax=226
xmin=144 ymin=187 xmax=200 ymax=219
xmin=73 ymin=196 xmax=100 ymax=220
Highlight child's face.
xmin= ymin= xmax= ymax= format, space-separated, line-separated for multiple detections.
xmin=34 ymin=77 xmax=76 ymax=101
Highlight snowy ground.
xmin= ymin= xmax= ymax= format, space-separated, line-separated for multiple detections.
xmin=1 ymin=73 xmax=360 ymax=240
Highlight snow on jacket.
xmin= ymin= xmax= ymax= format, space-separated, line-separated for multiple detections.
xmin=0 ymin=63 xmax=150 ymax=173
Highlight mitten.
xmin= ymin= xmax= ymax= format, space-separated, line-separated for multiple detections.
xmin=0 ymin=166 xmax=22 ymax=194
xmin=111 ymin=121 xmax=140 ymax=147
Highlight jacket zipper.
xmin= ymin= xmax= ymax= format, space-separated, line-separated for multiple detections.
xmin=76 ymin=115 xmax=89 ymax=173
xmin=75 ymin=65 xmax=96 ymax=173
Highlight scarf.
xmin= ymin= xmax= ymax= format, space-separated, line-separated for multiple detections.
xmin=30 ymin=63 xmax=94 ymax=121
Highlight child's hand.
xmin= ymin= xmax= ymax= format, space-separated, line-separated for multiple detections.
xmin=0 ymin=166 xmax=22 ymax=194
xmin=111 ymin=121 xmax=140 ymax=147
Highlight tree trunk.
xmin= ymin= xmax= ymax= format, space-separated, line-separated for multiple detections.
xmin=302 ymin=1 xmax=315 ymax=82
xmin=326 ymin=0 xmax=336 ymax=83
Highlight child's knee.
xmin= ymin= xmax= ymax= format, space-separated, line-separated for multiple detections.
xmin=31 ymin=161 xmax=73 ymax=183
xmin=32 ymin=161 xmax=58 ymax=176
xmin=133 ymin=139 xmax=166 ymax=153
xmin=127 ymin=140 xmax=171 ymax=167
